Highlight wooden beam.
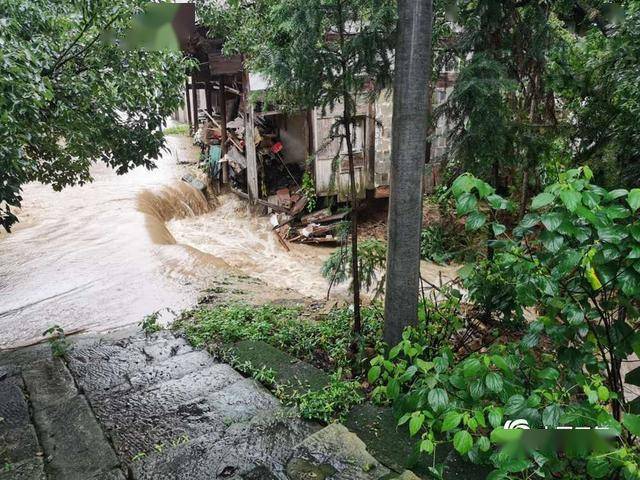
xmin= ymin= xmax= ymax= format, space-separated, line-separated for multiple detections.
xmin=185 ymin=79 xmax=192 ymax=132
xmin=366 ymin=101 xmax=376 ymax=189
xmin=220 ymin=76 xmax=229 ymax=184
xmin=205 ymin=81 xmax=213 ymax=116
xmin=244 ymin=71 xmax=259 ymax=204
xmin=191 ymin=76 xmax=199 ymax=131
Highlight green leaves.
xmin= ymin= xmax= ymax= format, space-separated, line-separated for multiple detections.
xmin=628 ymin=189 xmax=640 ymax=212
xmin=542 ymin=405 xmax=562 ymax=428
xmin=453 ymin=430 xmax=473 ymax=455
xmin=623 ymin=413 xmax=640 ymax=437
xmin=367 ymin=365 xmax=381 ymax=383
xmin=409 ymin=413 xmax=425 ymax=437
xmin=457 ymin=193 xmax=478 ymax=215
xmin=504 ymin=395 xmax=526 ymax=415
xmin=485 ymin=372 xmax=504 ymax=393
xmin=463 ymin=358 xmax=484 ymax=379
xmin=0 ymin=0 xmax=190 ymax=232
xmin=540 ymin=212 xmax=564 ymax=232
xmin=441 ymin=411 xmax=463 ymax=432
xmin=466 ymin=211 xmax=487 ymax=231
xmin=559 ymin=190 xmax=581 ymax=212
xmin=428 ymin=388 xmax=449 ymax=412
xmin=531 ymin=192 xmax=555 ymax=210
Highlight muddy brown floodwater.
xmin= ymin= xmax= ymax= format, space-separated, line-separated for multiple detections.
xmin=0 ymin=135 xmax=351 ymax=349
xmin=0 ymin=134 xmax=459 ymax=349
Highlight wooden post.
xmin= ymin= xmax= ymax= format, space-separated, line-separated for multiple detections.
xmin=220 ymin=76 xmax=229 ymax=184
xmin=244 ymin=72 xmax=259 ymax=203
xmin=366 ymin=101 xmax=376 ymax=189
xmin=191 ymin=78 xmax=199 ymax=132
xmin=205 ymin=80 xmax=213 ymax=116
xmin=185 ymin=79 xmax=192 ymax=132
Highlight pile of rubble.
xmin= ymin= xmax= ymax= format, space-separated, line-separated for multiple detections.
xmin=266 ymin=190 xmax=349 ymax=247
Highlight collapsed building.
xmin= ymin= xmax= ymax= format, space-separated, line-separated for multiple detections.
xmin=172 ymin=16 xmax=455 ymax=244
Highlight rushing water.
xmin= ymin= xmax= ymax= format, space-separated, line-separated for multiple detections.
xmin=0 ymin=137 xmax=210 ymax=349
xmin=0 ymin=136 xmax=345 ymax=349
xmin=0 ymin=134 xmax=459 ymax=349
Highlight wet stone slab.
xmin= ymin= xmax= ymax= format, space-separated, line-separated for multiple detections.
xmin=33 ymin=395 xmax=120 ymax=480
xmin=0 ymin=374 xmax=42 ymax=466
xmin=22 ymin=359 xmax=77 ymax=411
xmin=131 ymin=409 xmax=318 ymax=480
xmin=126 ymin=350 xmax=216 ymax=391
xmin=91 ymin=364 xmax=245 ymax=460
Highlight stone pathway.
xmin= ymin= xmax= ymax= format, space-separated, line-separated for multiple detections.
xmin=0 ymin=330 xmax=412 ymax=480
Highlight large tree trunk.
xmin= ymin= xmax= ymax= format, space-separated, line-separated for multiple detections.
xmin=384 ymin=0 xmax=434 ymax=347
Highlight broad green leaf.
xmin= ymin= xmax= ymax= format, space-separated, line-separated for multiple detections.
xmin=463 ymin=358 xmax=483 ymax=379
xmin=485 ymin=372 xmax=503 ymax=393
xmin=598 ymin=226 xmax=627 ymax=244
xmin=367 ymin=365 xmax=381 ymax=383
xmin=387 ymin=378 xmax=400 ymax=399
xmin=474 ymin=179 xmax=494 ymax=198
xmin=453 ymin=430 xmax=473 ymax=455
xmin=415 ymin=359 xmax=434 ymax=373
xmin=409 ymin=413 xmax=424 ymax=437
xmin=582 ymin=165 xmax=594 ymax=180
xmin=457 ymin=192 xmax=477 ymax=215
xmin=420 ymin=439 xmax=434 ymax=454
xmin=466 ymin=211 xmax=486 ymax=231
xmin=540 ymin=212 xmax=563 ymax=231
xmin=540 ymin=231 xmax=564 ymax=252
xmin=537 ymin=368 xmax=560 ymax=381
xmin=492 ymin=355 xmax=510 ymax=372
xmin=623 ymin=413 xmax=640 ymax=436
xmin=560 ymin=190 xmax=581 ymax=211
xmin=504 ymin=395 xmax=526 ymax=415
xmin=487 ymin=408 xmax=503 ymax=428
xmin=629 ymin=189 xmax=640 ymax=212
xmin=428 ymin=388 xmax=449 ymax=412
xmin=487 ymin=194 xmax=507 ymax=210
xmin=452 ymin=174 xmax=476 ymax=196
xmin=597 ymin=385 xmax=610 ymax=402
xmin=531 ymin=192 xmax=555 ymax=210
xmin=542 ymin=405 xmax=562 ymax=428
xmin=587 ymin=458 xmax=611 ymax=478
xmin=441 ymin=411 xmax=463 ymax=432
xmin=608 ymin=189 xmax=629 ymax=200
xmin=492 ymin=223 xmax=506 ymax=236
xmin=477 ymin=435 xmax=490 ymax=452
xmin=469 ymin=379 xmax=485 ymax=399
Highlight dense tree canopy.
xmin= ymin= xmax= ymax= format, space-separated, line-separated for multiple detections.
xmin=0 ymin=0 xmax=190 ymax=231
xmin=442 ymin=0 xmax=640 ymax=198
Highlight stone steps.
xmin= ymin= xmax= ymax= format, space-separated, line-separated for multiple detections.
xmin=1 ymin=330 xmax=482 ymax=480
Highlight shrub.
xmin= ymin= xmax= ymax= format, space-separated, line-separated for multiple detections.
xmin=369 ymin=167 xmax=640 ymax=479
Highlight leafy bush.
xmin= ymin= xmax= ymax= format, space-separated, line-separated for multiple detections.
xmin=420 ymin=196 xmax=485 ymax=265
xmin=420 ymin=224 xmax=455 ymax=264
xmin=369 ymin=168 xmax=640 ymax=479
xmin=139 ymin=311 xmax=164 ymax=335
xmin=174 ymin=302 xmax=383 ymax=372
xmin=42 ymin=325 xmax=68 ymax=358
xmin=301 ymin=171 xmax=317 ymax=212
xmin=296 ymin=371 xmax=364 ymax=422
